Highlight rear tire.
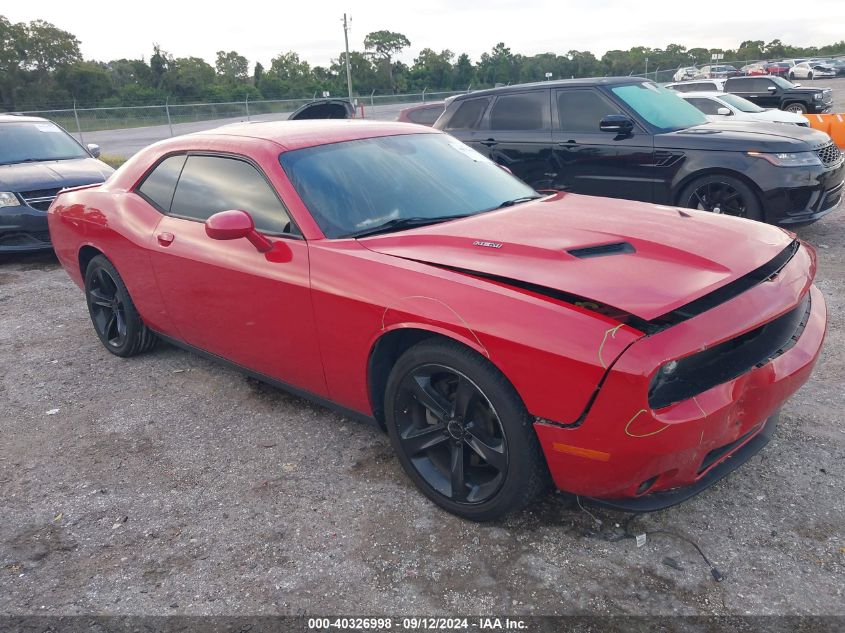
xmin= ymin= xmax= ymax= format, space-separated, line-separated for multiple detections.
xmin=84 ymin=255 xmax=157 ymax=357
xmin=679 ymin=174 xmax=763 ymax=222
xmin=384 ymin=339 xmax=550 ymax=521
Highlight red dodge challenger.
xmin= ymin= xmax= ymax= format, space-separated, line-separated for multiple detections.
xmin=48 ymin=120 xmax=827 ymax=520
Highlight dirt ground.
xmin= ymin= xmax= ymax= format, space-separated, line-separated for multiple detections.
xmin=1 ymin=206 xmax=844 ymax=617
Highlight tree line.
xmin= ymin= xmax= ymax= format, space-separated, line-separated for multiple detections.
xmin=2 ymin=15 xmax=844 ymax=111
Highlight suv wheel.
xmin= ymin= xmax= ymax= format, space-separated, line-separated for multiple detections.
xmin=785 ymin=102 xmax=808 ymax=114
xmin=679 ymin=174 xmax=762 ymax=222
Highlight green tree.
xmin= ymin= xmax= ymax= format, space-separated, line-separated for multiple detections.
xmin=0 ymin=16 xmax=27 ymax=109
xmin=364 ymin=30 xmax=411 ymax=91
xmin=150 ymin=43 xmax=171 ymax=89
xmin=215 ymin=50 xmax=248 ymax=83
xmin=253 ymin=61 xmax=264 ymax=86
xmin=453 ymin=53 xmax=474 ymax=89
xmin=164 ymin=57 xmax=215 ymax=101
xmin=56 ymin=61 xmax=114 ymax=105
xmin=410 ymin=48 xmax=454 ymax=91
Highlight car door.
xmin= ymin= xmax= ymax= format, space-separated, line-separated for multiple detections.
xmin=474 ymin=90 xmax=554 ymax=189
xmin=551 ymin=87 xmax=655 ymax=201
xmin=140 ymin=152 xmax=327 ymax=397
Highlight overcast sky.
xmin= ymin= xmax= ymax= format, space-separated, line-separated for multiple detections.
xmin=5 ymin=0 xmax=845 ymax=69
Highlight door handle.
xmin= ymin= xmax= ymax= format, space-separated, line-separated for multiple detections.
xmin=480 ymin=138 xmax=498 ymax=147
xmin=157 ymin=232 xmax=175 ymax=246
xmin=557 ymin=140 xmax=578 ymax=147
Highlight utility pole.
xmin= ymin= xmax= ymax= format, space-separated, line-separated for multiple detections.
xmin=342 ymin=14 xmax=354 ymax=108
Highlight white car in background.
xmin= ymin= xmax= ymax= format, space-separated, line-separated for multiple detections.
xmin=679 ymin=91 xmax=810 ymax=126
xmin=788 ymin=61 xmax=837 ymax=80
xmin=673 ymin=66 xmax=698 ymax=81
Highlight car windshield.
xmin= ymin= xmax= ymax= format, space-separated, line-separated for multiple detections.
xmin=0 ymin=120 xmax=89 ymax=165
xmin=770 ymin=76 xmax=797 ymax=89
xmin=718 ymin=93 xmax=765 ymax=113
xmin=610 ymin=82 xmax=707 ymax=131
xmin=279 ymin=133 xmax=539 ymax=239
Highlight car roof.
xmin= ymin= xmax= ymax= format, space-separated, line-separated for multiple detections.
xmin=0 ymin=114 xmax=50 ymax=123
xmin=193 ymin=119 xmax=436 ymax=151
xmin=678 ymin=91 xmax=727 ymax=98
xmin=449 ymin=76 xmax=649 ymax=100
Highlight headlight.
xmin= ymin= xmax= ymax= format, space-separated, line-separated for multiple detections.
xmin=0 ymin=192 xmax=21 ymax=208
xmin=747 ymin=151 xmax=822 ymax=167
xmin=814 ymin=93 xmax=823 ymax=100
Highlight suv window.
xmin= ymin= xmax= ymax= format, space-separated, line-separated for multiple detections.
xmin=445 ymin=98 xmax=490 ymax=129
xmin=725 ymin=77 xmax=753 ymax=90
xmin=137 ymin=154 xmax=186 ymax=212
xmin=170 ymin=155 xmax=293 ymax=235
xmin=685 ymin=97 xmax=722 ymax=115
xmin=489 ymin=91 xmax=549 ymax=130
xmin=556 ymin=89 xmax=621 ymax=132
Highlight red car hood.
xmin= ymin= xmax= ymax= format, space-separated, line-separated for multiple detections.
xmin=359 ymin=193 xmax=793 ymax=321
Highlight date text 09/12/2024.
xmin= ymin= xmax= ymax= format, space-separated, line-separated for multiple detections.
xmin=307 ymin=617 xmax=528 ymax=630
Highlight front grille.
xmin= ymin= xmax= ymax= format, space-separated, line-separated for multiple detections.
xmin=648 ymin=293 xmax=812 ymax=410
xmin=20 ymin=187 xmax=61 ymax=212
xmin=815 ymin=142 xmax=842 ymax=168
xmin=819 ymin=182 xmax=843 ymax=211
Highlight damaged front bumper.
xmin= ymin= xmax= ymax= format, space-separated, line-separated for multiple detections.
xmin=533 ymin=243 xmax=827 ymax=511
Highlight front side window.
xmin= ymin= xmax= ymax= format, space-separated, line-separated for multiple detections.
xmin=556 ymin=89 xmax=622 ymax=132
xmin=279 ymin=134 xmax=537 ymax=239
xmin=445 ymin=98 xmax=490 ymax=130
xmin=170 ymin=155 xmax=293 ymax=235
xmin=610 ymin=82 xmax=707 ymax=131
xmin=137 ymin=154 xmax=186 ymax=212
xmin=718 ymin=93 xmax=765 ymax=113
xmin=0 ymin=121 xmax=89 ymax=165
xmin=685 ymin=97 xmax=722 ymax=115
xmin=489 ymin=91 xmax=550 ymax=131
xmin=726 ymin=78 xmax=753 ymax=90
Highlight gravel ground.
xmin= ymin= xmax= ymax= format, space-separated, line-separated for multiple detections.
xmin=1 ymin=206 xmax=844 ymax=617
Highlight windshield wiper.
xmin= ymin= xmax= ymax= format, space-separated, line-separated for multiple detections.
xmin=350 ymin=214 xmax=471 ymax=239
xmin=495 ymin=195 xmax=543 ymax=209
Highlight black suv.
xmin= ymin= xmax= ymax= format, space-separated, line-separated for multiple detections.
xmin=434 ymin=78 xmax=844 ymax=225
xmin=1 ymin=115 xmax=113 ymax=253
xmin=724 ymin=76 xmax=833 ymax=114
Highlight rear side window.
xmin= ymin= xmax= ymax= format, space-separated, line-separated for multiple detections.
xmin=136 ymin=154 xmax=186 ymax=212
xmin=445 ymin=98 xmax=490 ymax=130
xmin=556 ymin=90 xmax=622 ymax=132
xmin=170 ymin=155 xmax=293 ymax=235
xmin=726 ymin=78 xmax=753 ymax=90
xmin=685 ymin=97 xmax=721 ymax=115
xmin=490 ymin=91 xmax=550 ymax=130
xmin=408 ymin=106 xmax=444 ymax=125
xmin=750 ymin=77 xmax=775 ymax=90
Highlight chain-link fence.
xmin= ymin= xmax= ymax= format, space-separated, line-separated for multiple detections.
xmin=18 ymin=90 xmax=471 ymax=142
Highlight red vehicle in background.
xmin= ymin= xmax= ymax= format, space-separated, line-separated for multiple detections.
xmin=766 ymin=62 xmax=792 ymax=76
xmin=48 ymin=120 xmax=826 ymax=520
xmin=740 ymin=63 xmax=767 ymax=75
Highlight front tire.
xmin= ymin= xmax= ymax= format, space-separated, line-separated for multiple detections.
xmin=384 ymin=339 xmax=549 ymax=521
xmin=784 ymin=102 xmax=808 ymax=114
xmin=84 ymin=255 xmax=157 ymax=357
xmin=679 ymin=174 xmax=763 ymax=222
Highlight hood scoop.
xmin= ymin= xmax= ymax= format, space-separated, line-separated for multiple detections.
xmin=567 ymin=242 xmax=635 ymax=259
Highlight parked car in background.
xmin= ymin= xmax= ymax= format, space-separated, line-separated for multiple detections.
xmin=680 ymin=91 xmax=809 ymax=126
xmin=396 ymin=102 xmax=445 ymax=126
xmin=789 ymin=62 xmax=837 ymax=80
xmin=0 ymin=115 xmax=112 ymax=253
xmin=665 ymin=79 xmax=726 ymax=92
xmin=673 ymin=66 xmax=698 ymax=81
xmin=288 ymin=99 xmax=355 ymax=120
xmin=829 ymin=59 xmax=845 ymax=76
xmin=740 ymin=63 xmax=767 ymax=75
xmin=724 ymin=75 xmax=833 ymax=114
xmin=435 ymin=78 xmax=844 ymax=225
xmin=694 ymin=65 xmax=741 ymax=79
xmin=47 ymin=119 xmax=828 ymax=518
xmin=765 ymin=62 xmax=792 ymax=76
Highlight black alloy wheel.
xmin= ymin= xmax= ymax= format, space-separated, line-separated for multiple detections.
xmin=680 ymin=174 xmax=762 ymax=222
xmin=84 ymin=255 xmax=157 ymax=357
xmin=384 ymin=339 xmax=549 ymax=521
xmin=394 ymin=364 xmax=508 ymax=504
xmin=87 ymin=266 xmax=127 ymax=348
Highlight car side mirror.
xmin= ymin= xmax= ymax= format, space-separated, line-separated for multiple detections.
xmin=794 ymin=83 xmax=802 ymax=87
xmin=205 ymin=209 xmax=272 ymax=252
xmin=599 ymin=114 xmax=634 ymax=135
xmin=767 ymin=86 xmax=777 ymax=92
xmin=716 ymin=107 xmax=731 ymax=116
xmin=87 ymin=143 xmax=101 ymax=158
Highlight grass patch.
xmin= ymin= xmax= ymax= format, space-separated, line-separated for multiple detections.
xmin=99 ymin=154 xmax=127 ymax=169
